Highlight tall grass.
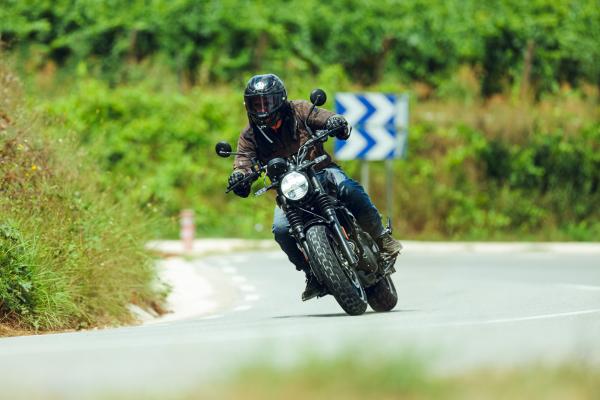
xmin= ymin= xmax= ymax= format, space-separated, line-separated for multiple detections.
xmin=86 ymin=353 xmax=600 ymax=399
xmin=0 ymin=62 xmax=165 ymax=332
xmin=194 ymin=356 xmax=600 ymax=400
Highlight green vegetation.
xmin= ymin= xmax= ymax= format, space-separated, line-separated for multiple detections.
xmin=147 ymin=355 xmax=600 ymax=399
xmin=216 ymin=360 xmax=599 ymax=400
xmin=2 ymin=0 xmax=600 ymax=95
xmin=0 ymin=64 xmax=165 ymax=332
xmin=1 ymin=0 xmax=599 ymax=241
xmin=39 ymin=76 xmax=600 ymax=240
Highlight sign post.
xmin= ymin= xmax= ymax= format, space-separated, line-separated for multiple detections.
xmin=334 ymin=93 xmax=409 ymax=222
xmin=360 ymin=161 xmax=370 ymax=193
xmin=385 ymin=159 xmax=393 ymax=223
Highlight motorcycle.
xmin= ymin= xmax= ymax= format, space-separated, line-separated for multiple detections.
xmin=214 ymin=89 xmax=398 ymax=316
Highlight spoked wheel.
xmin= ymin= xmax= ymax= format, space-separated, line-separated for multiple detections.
xmin=305 ymin=225 xmax=367 ymax=316
xmin=366 ymin=275 xmax=398 ymax=312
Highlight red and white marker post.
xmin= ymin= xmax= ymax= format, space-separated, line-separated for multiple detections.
xmin=180 ymin=209 xmax=195 ymax=253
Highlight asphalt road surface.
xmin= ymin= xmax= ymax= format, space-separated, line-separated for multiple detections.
xmin=1 ymin=247 xmax=599 ymax=399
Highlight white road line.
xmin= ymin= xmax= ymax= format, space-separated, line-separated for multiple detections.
xmin=210 ymin=258 xmax=229 ymax=267
xmin=222 ymin=267 xmax=237 ymax=274
xmin=230 ymin=255 xmax=246 ymax=264
xmin=233 ymin=305 xmax=252 ymax=312
xmin=231 ymin=275 xmax=247 ymax=283
xmin=434 ymin=309 xmax=600 ymax=328
xmin=244 ymin=294 xmax=260 ymax=302
xmin=557 ymin=284 xmax=600 ymax=291
xmin=239 ymin=284 xmax=256 ymax=293
xmin=201 ymin=314 xmax=223 ymax=320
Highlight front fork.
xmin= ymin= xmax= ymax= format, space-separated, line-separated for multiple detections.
xmin=309 ymin=174 xmax=359 ymax=267
xmin=281 ymin=172 xmax=360 ymax=274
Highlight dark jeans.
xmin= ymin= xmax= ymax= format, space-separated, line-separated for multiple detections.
xmin=272 ymin=167 xmax=384 ymax=271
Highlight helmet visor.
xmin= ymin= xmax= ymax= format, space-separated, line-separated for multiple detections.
xmin=244 ymin=93 xmax=285 ymax=116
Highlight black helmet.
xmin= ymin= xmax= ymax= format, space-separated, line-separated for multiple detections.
xmin=244 ymin=74 xmax=287 ymax=127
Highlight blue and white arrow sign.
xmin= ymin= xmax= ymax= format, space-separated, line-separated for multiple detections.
xmin=334 ymin=93 xmax=409 ymax=161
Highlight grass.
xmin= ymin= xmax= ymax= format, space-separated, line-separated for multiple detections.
xmin=4 ymin=354 xmax=598 ymax=399
xmin=0 ymin=62 xmax=167 ymax=333
xmin=92 ymin=354 xmax=600 ymax=399
xmin=210 ymin=361 xmax=600 ymax=400
xmin=185 ymin=356 xmax=600 ymax=400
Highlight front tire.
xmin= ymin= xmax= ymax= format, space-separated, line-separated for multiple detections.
xmin=305 ymin=225 xmax=367 ymax=316
xmin=366 ymin=276 xmax=398 ymax=312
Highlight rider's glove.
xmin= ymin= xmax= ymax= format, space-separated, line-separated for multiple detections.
xmin=228 ymin=171 xmax=252 ymax=198
xmin=325 ymin=115 xmax=350 ymax=140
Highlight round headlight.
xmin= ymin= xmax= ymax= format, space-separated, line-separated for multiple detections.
xmin=280 ymin=172 xmax=309 ymax=201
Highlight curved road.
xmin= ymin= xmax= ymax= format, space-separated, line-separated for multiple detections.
xmin=1 ymin=246 xmax=599 ymax=399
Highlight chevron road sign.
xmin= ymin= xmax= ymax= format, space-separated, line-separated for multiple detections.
xmin=334 ymin=93 xmax=409 ymax=161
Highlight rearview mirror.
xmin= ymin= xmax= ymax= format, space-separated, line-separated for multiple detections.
xmin=215 ymin=141 xmax=233 ymax=158
xmin=310 ymin=89 xmax=327 ymax=106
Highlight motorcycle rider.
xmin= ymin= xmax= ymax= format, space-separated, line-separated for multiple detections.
xmin=229 ymin=74 xmax=402 ymax=300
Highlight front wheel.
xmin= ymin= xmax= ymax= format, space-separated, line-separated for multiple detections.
xmin=366 ymin=276 xmax=398 ymax=312
xmin=305 ymin=225 xmax=367 ymax=316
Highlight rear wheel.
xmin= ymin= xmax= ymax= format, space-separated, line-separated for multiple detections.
xmin=366 ymin=276 xmax=398 ymax=312
xmin=305 ymin=225 xmax=367 ymax=316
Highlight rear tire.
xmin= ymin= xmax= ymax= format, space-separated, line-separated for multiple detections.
xmin=305 ymin=225 xmax=367 ymax=316
xmin=366 ymin=276 xmax=398 ymax=312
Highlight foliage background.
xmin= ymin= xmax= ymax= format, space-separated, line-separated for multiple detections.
xmin=1 ymin=0 xmax=599 ymax=241
xmin=2 ymin=0 xmax=599 ymax=92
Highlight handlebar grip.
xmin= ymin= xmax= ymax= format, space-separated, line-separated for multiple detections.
xmin=226 ymin=171 xmax=258 ymax=193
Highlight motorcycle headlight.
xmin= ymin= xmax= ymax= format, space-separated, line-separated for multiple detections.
xmin=280 ymin=172 xmax=309 ymax=201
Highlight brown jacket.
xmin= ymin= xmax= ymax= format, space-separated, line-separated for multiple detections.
xmin=233 ymin=100 xmax=335 ymax=174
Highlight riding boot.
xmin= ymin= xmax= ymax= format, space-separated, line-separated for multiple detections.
xmin=376 ymin=232 xmax=403 ymax=257
xmin=302 ymin=270 xmax=324 ymax=301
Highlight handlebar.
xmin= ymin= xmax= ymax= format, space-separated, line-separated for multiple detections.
xmin=299 ymin=154 xmax=328 ymax=171
xmin=225 ymin=126 xmax=338 ymax=195
xmin=297 ymin=127 xmax=337 ymax=155
xmin=225 ymin=165 xmax=266 ymax=193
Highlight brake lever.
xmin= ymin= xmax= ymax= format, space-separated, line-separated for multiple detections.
xmin=299 ymin=129 xmax=330 ymax=153
xmin=314 ymin=129 xmax=332 ymax=141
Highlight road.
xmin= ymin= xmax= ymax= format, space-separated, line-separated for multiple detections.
xmin=0 ymin=246 xmax=599 ymax=399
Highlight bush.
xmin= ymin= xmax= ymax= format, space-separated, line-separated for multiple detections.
xmin=391 ymin=122 xmax=600 ymax=239
xmin=40 ymin=75 xmax=600 ymax=241
xmin=0 ymin=223 xmax=38 ymax=324
xmin=43 ymin=77 xmax=275 ymax=238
